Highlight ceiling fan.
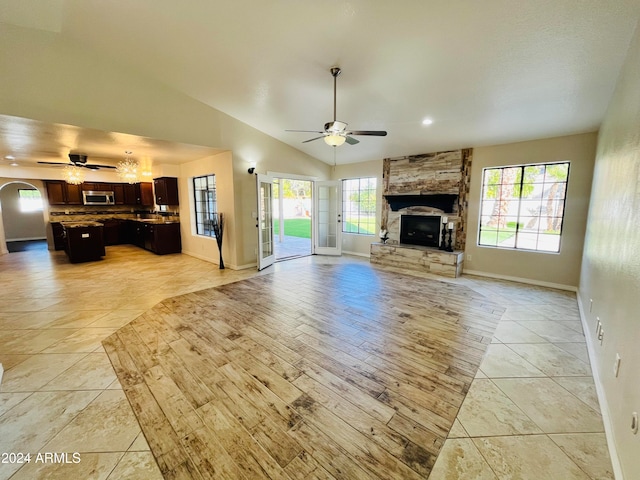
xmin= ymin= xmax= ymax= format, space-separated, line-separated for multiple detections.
xmin=286 ymin=67 xmax=387 ymax=147
xmin=38 ymin=153 xmax=116 ymax=170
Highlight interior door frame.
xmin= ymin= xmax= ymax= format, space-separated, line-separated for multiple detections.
xmin=313 ymin=180 xmax=342 ymax=256
xmin=256 ymin=173 xmax=275 ymax=270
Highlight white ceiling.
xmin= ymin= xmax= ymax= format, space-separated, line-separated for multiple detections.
xmin=2 ymin=0 xmax=640 ymax=167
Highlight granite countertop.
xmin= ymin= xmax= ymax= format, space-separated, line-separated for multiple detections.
xmin=60 ymin=221 xmax=104 ymax=228
xmin=134 ymin=219 xmax=180 ymax=225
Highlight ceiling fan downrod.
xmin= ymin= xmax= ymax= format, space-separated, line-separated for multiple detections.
xmin=330 ymin=67 xmax=341 ymax=122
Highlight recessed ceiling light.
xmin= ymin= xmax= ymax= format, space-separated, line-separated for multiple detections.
xmin=5 ymin=155 xmax=15 ymax=160
xmin=10 ymin=162 xmax=19 ymax=166
xmin=422 ymin=118 xmax=433 ymax=126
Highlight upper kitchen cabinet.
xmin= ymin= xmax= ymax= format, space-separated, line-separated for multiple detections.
xmin=81 ymin=182 xmax=111 ymax=192
xmin=153 ymin=177 xmax=179 ymax=205
xmin=102 ymin=182 xmax=153 ymax=206
xmin=45 ymin=181 xmax=83 ymax=205
xmin=139 ymin=182 xmax=154 ymax=206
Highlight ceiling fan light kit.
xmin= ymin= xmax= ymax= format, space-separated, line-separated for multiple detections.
xmin=324 ymin=134 xmax=346 ymax=147
xmin=286 ymin=67 xmax=387 ymax=147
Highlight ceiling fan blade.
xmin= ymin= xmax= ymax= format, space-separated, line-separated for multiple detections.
xmin=348 ymin=130 xmax=388 ymax=136
xmin=286 ymin=129 xmax=324 ymax=134
xmin=302 ymin=136 xmax=326 ymax=143
xmin=345 ymin=136 xmax=360 ymax=145
xmin=37 ymin=161 xmax=68 ymax=166
xmin=81 ymin=164 xmax=100 ymax=170
xmin=88 ymin=164 xmax=116 ymax=169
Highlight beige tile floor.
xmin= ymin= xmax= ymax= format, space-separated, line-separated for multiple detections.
xmin=0 ymin=245 xmax=613 ymax=479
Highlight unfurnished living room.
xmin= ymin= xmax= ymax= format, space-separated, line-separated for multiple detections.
xmin=0 ymin=2 xmax=639 ymax=479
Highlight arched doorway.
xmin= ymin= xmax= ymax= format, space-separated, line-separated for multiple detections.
xmin=0 ymin=181 xmax=47 ymax=254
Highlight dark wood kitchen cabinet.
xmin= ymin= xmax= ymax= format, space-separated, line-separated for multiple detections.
xmin=153 ymin=177 xmax=179 ymax=205
xmin=150 ymin=223 xmax=181 ymax=254
xmin=50 ymin=222 xmax=66 ymax=250
xmin=139 ymin=182 xmax=154 ymax=206
xmin=123 ymin=182 xmax=153 ymax=206
xmin=45 ymin=181 xmax=82 ymax=205
xmin=63 ymin=223 xmax=105 ymax=263
xmin=112 ymin=184 xmax=125 ymax=205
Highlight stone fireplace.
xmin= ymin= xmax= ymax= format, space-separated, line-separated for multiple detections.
xmin=370 ymin=149 xmax=472 ymax=278
xmin=400 ymin=214 xmax=442 ymax=248
xmin=381 ymin=149 xmax=472 ymax=250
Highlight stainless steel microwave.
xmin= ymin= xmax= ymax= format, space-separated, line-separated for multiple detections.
xmin=82 ymin=191 xmax=115 ymax=205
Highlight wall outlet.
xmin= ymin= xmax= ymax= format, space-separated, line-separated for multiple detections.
xmin=467 ymin=254 xmax=472 ymax=261
xmin=614 ymin=354 xmax=621 ymax=377
xmin=596 ymin=317 xmax=604 ymax=345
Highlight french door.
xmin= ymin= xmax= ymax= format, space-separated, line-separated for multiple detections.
xmin=256 ymin=173 xmax=275 ymax=270
xmin=313 ymin=180 xmax=342 ymax=256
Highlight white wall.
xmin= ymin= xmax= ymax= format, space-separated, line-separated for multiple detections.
xmin=332 ymin=160 xmax=383 ymax=256
xmin=579 ymin=21 xmax=640 ymax=479
xmin=464 ymin=133 xmax=597 ymax=289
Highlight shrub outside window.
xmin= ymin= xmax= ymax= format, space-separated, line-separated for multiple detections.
xmin=342 ymin=177 xmax=376 ymax=235
xmin=478 ymin=162 xmax=570 ymax=253
xmin=193 ymin=175 xmax=217 ymax=237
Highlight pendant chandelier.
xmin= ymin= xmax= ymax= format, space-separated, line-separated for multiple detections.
xmin=116 ymin=151 xmax=139 ymax=184
xmin=63 ymin=164 xmax=85 ymax=185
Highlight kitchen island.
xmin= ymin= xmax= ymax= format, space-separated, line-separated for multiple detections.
xmin=61 ymin=221 xmax=105 ymax=263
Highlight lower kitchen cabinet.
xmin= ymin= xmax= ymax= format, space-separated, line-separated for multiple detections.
xmin=150 ymin=223 xmax=181 ymax=254
xmin=126 ymin=220 xmax=181 ymax=254
xmin=51 ymin=222 xmax=66 ymax=250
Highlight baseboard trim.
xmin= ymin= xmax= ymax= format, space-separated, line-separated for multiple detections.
xmin=6 ymin=236 xmax=47 ymax=242
xmin=181 ymin=250 xmax=256 ymax=271
xmin=342 ymin=250 xmax=370 ymax=258
xmin=462 ymin=269 xmax=577 ymax=292
xmin=576 ymin=291 xmax=624 ymax=480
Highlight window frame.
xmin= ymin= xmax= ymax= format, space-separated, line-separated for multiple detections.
xmin=341 ymin=177 xmax=377 ymax=236
xmin=192 ymin=175 xmax=218 ymax=237
xmin=477 ymin=161 xmax=570 ymax=253
xmin=18 ymin=188 xmax=43 ymax=213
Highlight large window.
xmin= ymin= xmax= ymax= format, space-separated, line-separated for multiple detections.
xmin=479 ymin=162 xmax=570 ymax=252
xmin=18 ymin=189 xmax=43 ymax=212
xmin=342 ymin=177 xmax=376 ymax=235
xmin=193 ymin=175 xmax=217 ymax=236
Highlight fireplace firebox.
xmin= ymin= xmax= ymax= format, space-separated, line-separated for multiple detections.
xmin=400 ymin=215 xmax=441 ymax=248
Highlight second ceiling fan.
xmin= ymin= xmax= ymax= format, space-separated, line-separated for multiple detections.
xmin=286 ymin=67 xmax=387 ymax=146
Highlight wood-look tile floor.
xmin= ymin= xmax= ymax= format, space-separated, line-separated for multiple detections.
xmin=104 ymin=263 xmax=502 ymax=479
xmin=0 ymin=246 xmax=614 ymax=479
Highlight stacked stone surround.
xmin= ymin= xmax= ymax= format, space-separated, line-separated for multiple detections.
xmin=372 ymin=149 xmax=472 ymax=278
xmin=381 ymin=149 xmax=472 ymax=250
xmin=371 ymin=243 xmax=464 ymax=278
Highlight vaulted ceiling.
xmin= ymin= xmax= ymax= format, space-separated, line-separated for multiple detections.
xmin=1 ymin=0 xmax=640 ymax=166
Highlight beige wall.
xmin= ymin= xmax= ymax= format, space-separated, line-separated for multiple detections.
xmin=464 ymin=133 xmax=597 ymax=289
xmin=179 ymin=152 xmax=237 ymax=268
xmin=579 ymin=21 xmax=640 ymax=478
xmin=0 ymin=182 xmax=47 ymax=240
xmin=332 ymin=160 xmax=383 ymax=256
xmin=0 ymin=179 xmax=49 ymax=254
